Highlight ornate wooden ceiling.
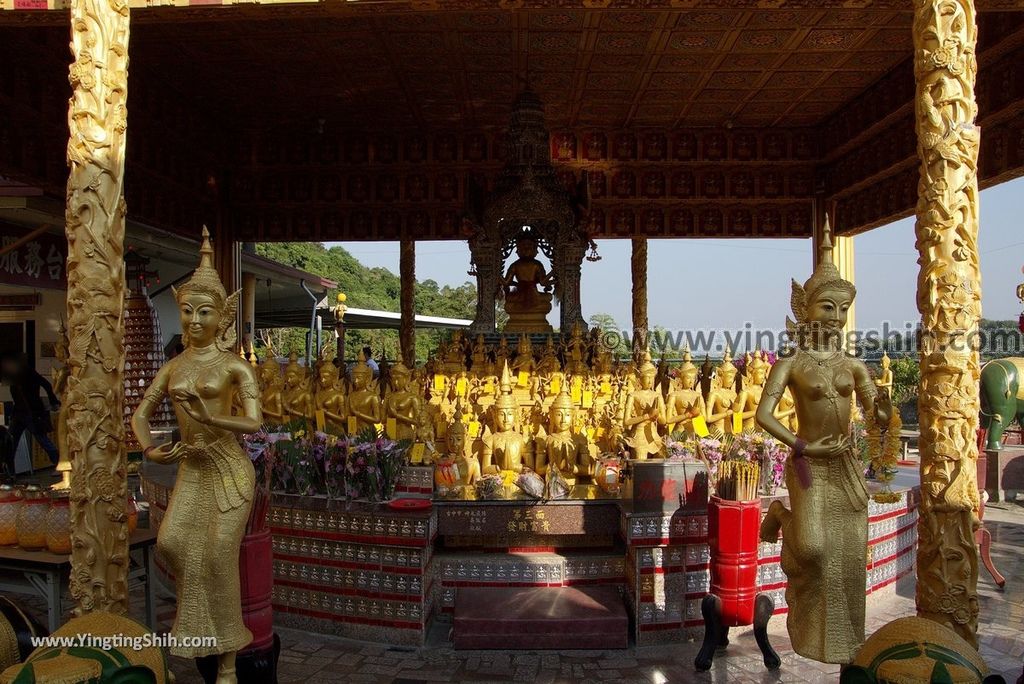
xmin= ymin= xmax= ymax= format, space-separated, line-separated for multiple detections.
xmin=1 ymin=5 xmax=1024 ymax=242
xmin=128 ymin=7 xmax=916 ymax=131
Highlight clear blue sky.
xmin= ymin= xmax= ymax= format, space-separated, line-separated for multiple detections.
xmin=330 ymin=178 xmax=1023 ymax=337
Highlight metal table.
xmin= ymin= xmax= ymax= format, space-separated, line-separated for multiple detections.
xmin=0 ymin=528 xmax=158 ymax=633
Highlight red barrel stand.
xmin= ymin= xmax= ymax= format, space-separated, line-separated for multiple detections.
xmin=695 ymin=496 xmax=780 ymax=671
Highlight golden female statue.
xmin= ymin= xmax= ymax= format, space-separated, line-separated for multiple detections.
xmin=511 ymin=335 xmax=536 ymax=375
xmin=756 ymin=224 xmax=891 ymax=665
xmin=622 ymin=351 xmax=666 ymax=459
xmin=536 ymin=336 xmax=561 ymax=375
xmin=383 ymin=362 xmax=422 ymax=441
xmin=482 ymin=362 xmax=529 ymax=474
xmin=470 ymin=334 xmax=489 ymax=373
xmin=665 ymin=349 xmax=706 ymax=436
xmin=347 ymin=356 xmax=381 ymax=433
xmin=132 ymin=229 xmax=261 ymax=684
xmin=705 ymin=351 xmax=739 ymax=434
xmin=734 ymin=351 xmax=769 ymax=432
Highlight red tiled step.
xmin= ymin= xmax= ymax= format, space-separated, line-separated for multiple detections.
xmin=453 ymin=586 xmax=628 ymax=650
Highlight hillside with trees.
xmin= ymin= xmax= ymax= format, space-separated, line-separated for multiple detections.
xmin=255 ymin=242 xmax=479 ymax=362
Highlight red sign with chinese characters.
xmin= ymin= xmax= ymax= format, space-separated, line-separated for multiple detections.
xmin=0 ymin=225 xmax=66 ymax=290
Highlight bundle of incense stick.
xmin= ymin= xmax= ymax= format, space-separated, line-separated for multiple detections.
xmin=717 ymin=460 xmax=761 ymax=501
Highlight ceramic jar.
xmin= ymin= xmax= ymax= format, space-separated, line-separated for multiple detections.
xmin=46 ymin=490 xmax=71 ymax=555
xmin=16 ymin=486 xmax=48 ymax=551
xmin=0 ymin=485 xmax=22 ymax=546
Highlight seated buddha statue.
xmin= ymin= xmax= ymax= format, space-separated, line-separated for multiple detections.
xmin=536 ymin=336 xmax=561 ymax=376
xmin=511 ymin=335 xmax=536 ymax=375
xmin=623 ymin=351 xmax=667 ymax=459
xmin=347 ymin=355 xmax=381 ymax=434
xmin=383 ymin=362 xmax=422 ymax=442
xmin=734 ymin=350 xmax=770 ymax=432
xmin=665 ymin=349 xmax=707 ymax=436
xmin=470 ymin=334 xmax=489 ymax=373
xmin=443 ymin=336 xmax=466 ymax=375
xmin=494 ymin=336 xmax=510 ymax=369
xmin=481 ymin=362 xmax=530 ymax=474
xmin=705 ymin=350 xmax=740 ymax=434
xmin=536 ymin=387 xmax=590 ymax=482
xmin=501 ymin=237 xmax=555 ymax=333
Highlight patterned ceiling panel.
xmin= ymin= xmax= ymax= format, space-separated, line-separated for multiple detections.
xmin=126 ymin=7 xmax=924 ymax=130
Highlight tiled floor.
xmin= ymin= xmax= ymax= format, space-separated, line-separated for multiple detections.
xmin=10 ymin=499 xmax=1024 ymax=683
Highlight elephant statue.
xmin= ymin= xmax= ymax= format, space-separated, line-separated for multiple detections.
xmin=980 ymin=357 xmax=1024 ymax=450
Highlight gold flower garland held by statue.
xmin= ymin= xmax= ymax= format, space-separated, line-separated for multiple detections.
xmin=866 ymin=405 xmax=903 ymax=504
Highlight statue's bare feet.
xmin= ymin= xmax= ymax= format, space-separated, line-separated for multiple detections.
xmin=214 ymin=668 xmax=236 ymax=684
xmin=760 ymin=500 xmax=786 ymax=543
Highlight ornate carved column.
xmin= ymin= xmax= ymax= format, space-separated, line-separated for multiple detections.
xmin=470 ymin=240 xmax=498 ymax=334
xmin=557 ymin=238 xmax=586 ymax=335
xmin=400 ymin=236 xmax=415 ymax=366
xmin=65 ymin=0 xmax=130 ymax=616
xmin=631 ymin=238 xmax=648 ymax=361
xmin=912 ymin=0 xmax=981 ymax=646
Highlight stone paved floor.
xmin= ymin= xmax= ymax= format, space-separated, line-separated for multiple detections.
xmin=10 ymin=500 xmax=1024 ymax=683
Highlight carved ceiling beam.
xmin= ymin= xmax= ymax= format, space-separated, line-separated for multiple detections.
xmin=4 ymin=1 xmax=1024 ymax=26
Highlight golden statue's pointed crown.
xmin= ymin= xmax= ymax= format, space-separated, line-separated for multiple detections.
xmin=551 ymin=385 xmax=574 ymax=411
xmin=637 ymin=349 xmax=656 ymax=375
xmin=175 ymin=226 xmax=228 ymax=307
xmin=789 ymin=216 xmax=856 ymax=331
xmin=496 ymin=360 xmax=517 ymax=409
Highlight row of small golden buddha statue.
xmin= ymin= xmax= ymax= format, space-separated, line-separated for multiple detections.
xmin=251 ymin=327 xmax=823 ymax=489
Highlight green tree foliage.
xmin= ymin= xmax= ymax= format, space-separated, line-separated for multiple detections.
xmin=255 ymin=242 xmax=479 ymax=363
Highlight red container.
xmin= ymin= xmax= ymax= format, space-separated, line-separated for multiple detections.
xmin=708 ymin=496 xmax=761 ymax=627
xmin=238 ymin=529 xmax=274 ymax=652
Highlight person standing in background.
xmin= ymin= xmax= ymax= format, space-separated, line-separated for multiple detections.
xmin=0 ymin=354 xmax=60 ymax=466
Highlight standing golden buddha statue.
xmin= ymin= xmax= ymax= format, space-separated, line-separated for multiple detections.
xmin=131 ymin=228 xmax=261 ymax=684
xmin=482 ymin=362 xmax=530 ymax=474
xmin=875 ymin=350 xmax=893 ymax=398
xmin=259 ymin=358 xmax=286 ymax=426
xmin=755 ymin=222 xmax=891 ymax=665
xmin=705 ymin=351 xmax=739 ymax=434
xmin=665 ymin=348 xmax=706 ymax=436
xmin=734 ymin=350 xmax=770 ymax=431
xmin=383 ymin=362 xmax=422 ymax=441
xmin=314 ymin=362 xmax=346 ymax=432
xmin=623 ymin=351 xmax=666 ymax=459
xmin=347 ymin=354 xmax=381 ymax=434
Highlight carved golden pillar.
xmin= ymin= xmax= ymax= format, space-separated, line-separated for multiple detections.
xmin=631 ymin=238 xmax=648 ymax=361
xmin=65 ymin=0 xmax=130 ymax=615
xmin=912 ymin=0 xmax=981 ymax=646
xmin=400 ymin=236 xmax=415 ymax=367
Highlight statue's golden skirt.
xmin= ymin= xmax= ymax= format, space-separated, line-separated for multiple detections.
xmin=781 ymin=451 xmax=868 ymax=664
xmin=158 ymin=436 xmax=254 ymax=657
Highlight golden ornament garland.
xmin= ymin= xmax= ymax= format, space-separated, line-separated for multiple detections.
xmin=866 ymin=403 xmax=902 ymax=504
